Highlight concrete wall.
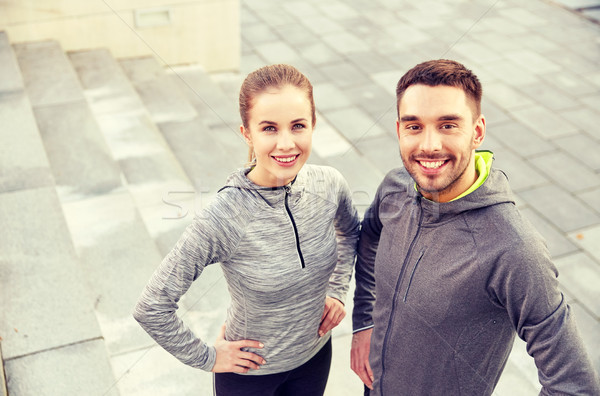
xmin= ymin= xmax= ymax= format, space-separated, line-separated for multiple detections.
xmin=0 ymin=0 xmax=240 ymax=72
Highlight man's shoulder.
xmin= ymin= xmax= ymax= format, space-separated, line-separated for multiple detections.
xmin=379 ymin=167 xmax=413 ymax=195
xmin=467 ymin=199 xmax=546 ymax=254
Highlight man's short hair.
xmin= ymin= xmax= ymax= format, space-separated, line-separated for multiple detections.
xmin=396 ymin=59 xmax=482 ymax=118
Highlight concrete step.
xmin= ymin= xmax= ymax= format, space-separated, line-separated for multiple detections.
xmin=67 ymin=49 xmax=230 ymax=394
xmin=0 ymin=32 xmax=53 ymax=194
xmin=0 ymin=31 xmax=23 ymax=93
xmin=0 ymin=187 xmax=117 ymax=396
xmin=13 ymin=40 xmax=123 ymax=202
xmin=158 ymin=117 xmax=238 ymax=199
xmin=167 ymin=65 xmax=247 ymax=160
xmin=0 ymin=91 xmax=54 ymax=194
xmin=168 ymin=66 xmax=241 ymax=131
xmin=1 ymin=33 xmax=119 ymax=395
xmin=11 ymin=39 xmax=82 ymax=108
xmin=67 ymin=47 xmax=196 ymax=358
xmin=119 ymin=56 xmax=198 ymax=125
xmin=118 ymin=57 xmax=246 ymax=213
xmin=68 ymin=48 xmax=195 ymax=254
xmin=60 ymin=191 xmax=165 ymax=354
xmin=121 ymin=58 xmax=246 ymax=175
xmin=5 ymin=339 xmax=119 ymax=396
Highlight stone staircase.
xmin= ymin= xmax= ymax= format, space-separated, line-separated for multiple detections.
xmin=0 ymin=30 xmax=247 ymax=395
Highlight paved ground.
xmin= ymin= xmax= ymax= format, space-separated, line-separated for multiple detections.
xmin=1 ymin=0 xmax=599 ymax=395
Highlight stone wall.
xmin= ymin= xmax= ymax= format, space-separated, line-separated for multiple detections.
xmin=0 ymin=0 xmax=240 ymax=71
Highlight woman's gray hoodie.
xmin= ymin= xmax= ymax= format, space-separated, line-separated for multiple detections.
xmin=134 ymin=164 xmax=360 ymax=374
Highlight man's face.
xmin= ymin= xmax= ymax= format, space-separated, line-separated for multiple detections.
xmin=396 ymin=84 xmax=485 ymax=203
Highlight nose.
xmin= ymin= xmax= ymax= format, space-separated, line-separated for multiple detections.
xmin=419 ymin=126 xmax=442 ymax=153
xmin=277 ymin=129 xmax=295 ymax=151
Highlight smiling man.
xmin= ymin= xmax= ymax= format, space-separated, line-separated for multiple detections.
xmin=350 ymin=59 xmax=600 ymax=395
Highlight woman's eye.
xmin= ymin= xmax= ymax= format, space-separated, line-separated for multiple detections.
xmin=263 ymin=126 xmax=276 ymax=132
xmin=292 ymin=123 xmax=306 ymax=130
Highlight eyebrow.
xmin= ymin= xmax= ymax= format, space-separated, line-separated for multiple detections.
xmin=399 ymin=114 xmax=464 ymax=122
xmin=400 ymin=115 xmax=419 ymax=122
xmin=438 ymin=114 xmax=463 ymax=121
xmin=258 ymin=118 xmax=308 ymax=125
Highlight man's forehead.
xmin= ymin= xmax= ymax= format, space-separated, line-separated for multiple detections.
xmin=398 ymin=84 xmax=476 ymax=117
xmin=402 ymin=84 xmax=466 ymax=100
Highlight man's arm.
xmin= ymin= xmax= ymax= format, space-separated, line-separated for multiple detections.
xmin=523 ymin=295 xmax=600 ymax=395
xmin=352 ymin=193 xmax=382 ymax=332
xmin=490 ymin=237 xmax=600 ymax=395
xmin=351 ymin=328 xmax=374 ymax=389
xmin=351 ymin=188 xmax=384 ymax=388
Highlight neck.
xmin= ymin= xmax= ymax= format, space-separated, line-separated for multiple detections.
xmin=421 ymin=156 xmax=478 ymax=203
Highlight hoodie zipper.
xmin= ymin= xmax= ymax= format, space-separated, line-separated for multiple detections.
xmin=284 ymin=187 xmax=305 ymax=268
xmin=403 ymin=250 xmax=424 ymax=302
xmin=380 ymin=198 xmax=424 ymax=393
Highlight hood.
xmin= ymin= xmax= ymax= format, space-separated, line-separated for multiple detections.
xmin=218 ymin=166 xmax=307 ymax=207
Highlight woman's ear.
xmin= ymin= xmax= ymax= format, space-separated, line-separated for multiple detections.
xmin=240 ymin=125 xmax=252 ymax=146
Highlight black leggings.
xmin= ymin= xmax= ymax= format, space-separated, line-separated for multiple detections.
xmin=213 ymin=338 xmax=332 ymax=396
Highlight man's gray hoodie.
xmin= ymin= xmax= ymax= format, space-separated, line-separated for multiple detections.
xmin=134 ymin=164 xmax=359 ymax=374
xmin=353 ymin=154 xmax=600 ymax=395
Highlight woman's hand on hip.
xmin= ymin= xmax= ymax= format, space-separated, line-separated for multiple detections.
xmin=212 ymin=324 xmax=265 ymax=373
xmin=319 ymin=296 xmax=346 ymax=337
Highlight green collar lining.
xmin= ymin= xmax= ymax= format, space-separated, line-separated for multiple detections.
xmin=451 ymin=150 xmax=493 ymax=201
xmin=413 ymin=150 xmax=493 ymax=201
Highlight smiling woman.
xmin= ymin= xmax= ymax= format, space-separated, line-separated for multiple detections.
xmin=241 ymin=84 xmax=313 ymax=187
xmin=134 ymin=64 xmax=360 ymax=396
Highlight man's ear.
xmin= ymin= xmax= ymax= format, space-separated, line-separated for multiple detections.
xmin=473 ymin=115 xmax=486 ymax=148
xmin=240 ymin=125 xmax=252 ymax=146
xmin=396 ymin=118 xmax=401 ymax=140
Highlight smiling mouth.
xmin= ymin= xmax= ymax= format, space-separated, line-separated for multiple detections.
xmin=419 ymin=160 xmax=446 ymax=169
xmin=273 ymin=155 xmax=299 ymax=163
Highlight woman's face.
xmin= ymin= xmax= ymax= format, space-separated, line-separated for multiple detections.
xmin=241 ymin=85 xmax=313 ymax=187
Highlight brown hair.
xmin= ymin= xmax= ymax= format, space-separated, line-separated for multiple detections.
xmin=396 ymin=59 xmax=482 ymax=118
xmin=239 ymin=64 xmax=316 ymax=163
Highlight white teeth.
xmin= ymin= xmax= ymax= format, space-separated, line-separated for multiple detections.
xmin=420 ymin=160 xmax=444 ymax=169
xmin=275 ymin=156 xmax=297 ymax=163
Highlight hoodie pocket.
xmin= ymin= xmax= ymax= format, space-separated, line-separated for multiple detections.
xmin=403 ymin=249 xmax=425 ymax=302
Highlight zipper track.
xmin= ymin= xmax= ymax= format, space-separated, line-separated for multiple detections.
xmin=380 ymin=198 xmax=423 ymax=393
xmin=285 ymin=189 xmax=305 ymax=268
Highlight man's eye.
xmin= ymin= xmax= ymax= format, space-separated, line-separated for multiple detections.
xmin=406 ymin=125 xmax=421 ymax=130
xmin=441 ymin=124 xmax=457 ymax=130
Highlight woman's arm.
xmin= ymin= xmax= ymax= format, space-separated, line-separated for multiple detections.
xmin=326 ymin=169 xmax=360 ymax=304
xmin=133 ymin=192 xmax=263 ymax=372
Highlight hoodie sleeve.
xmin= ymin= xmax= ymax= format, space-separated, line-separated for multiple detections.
xmin=352 ymin=182 xmax=384 ymax=332
xmin=326 ymin=168 xmax=360 ymax=304
xmin=133 ymin=191 xmax=248 ymax=371
xmin=487 ymin=233 xmax=600 ymax=395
